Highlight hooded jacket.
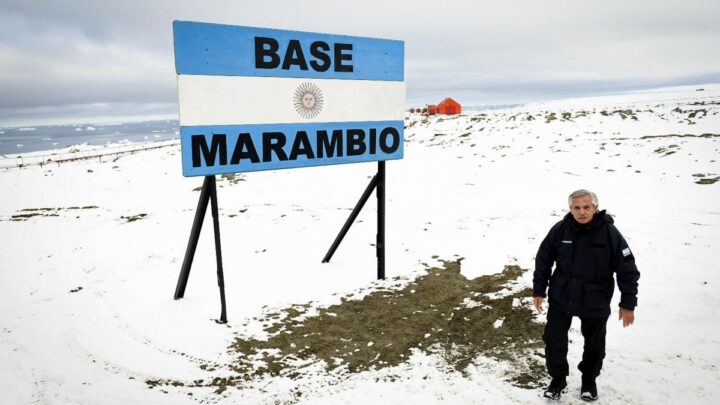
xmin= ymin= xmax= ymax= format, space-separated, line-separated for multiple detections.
xmin=533 ymin=210 xmax=640 ymax=317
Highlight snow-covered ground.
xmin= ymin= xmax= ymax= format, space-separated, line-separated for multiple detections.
xmin=1 ymin=84 xmax=719 ymax=404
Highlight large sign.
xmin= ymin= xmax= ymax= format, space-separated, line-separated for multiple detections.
xmin=173 ymin=21 xmax=405 ymax=176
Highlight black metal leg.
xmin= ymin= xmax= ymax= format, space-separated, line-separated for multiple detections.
xmin=322 ymin=174 xmax=378 ymax=263
xmin=208 ymin=176 xmax=228 ymax=323
xmin=377 ymin=161 xmax=385 ymax=280
xmin=175 ymin=176 xmax=212 ymax=299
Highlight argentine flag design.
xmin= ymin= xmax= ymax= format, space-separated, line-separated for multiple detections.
xmin=173 ymin=21 xmax=405 ymax=176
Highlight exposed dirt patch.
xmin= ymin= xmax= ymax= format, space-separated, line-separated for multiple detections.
xmin=640 ymin=133 xmax=720 ymax=140
xmin=220 ymin=173 xmax=246 ymax=185
xmin=121 ymin=213 xmax=147 ymax=223
xmin=695 ymin=176 xmax=719 ymax=185
xmin=6 ymin=206 xmax=98 ymax=221
xmin=598 ymin=109 xmax=638 ymax=120
xmin=653 ymin=144 xmax=680 ymax=157
xmin=145 ymin=260 xmax=546 ymax=397
xmin=227 ymin=208 xmax=248 ymax=218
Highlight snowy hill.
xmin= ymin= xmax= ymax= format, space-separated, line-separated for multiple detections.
xmin=1 ymin=84 xmax=719 ymax=404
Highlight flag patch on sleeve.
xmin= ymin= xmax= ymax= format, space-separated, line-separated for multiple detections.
xmin=622 ymin=247 xmax=631 ymax=257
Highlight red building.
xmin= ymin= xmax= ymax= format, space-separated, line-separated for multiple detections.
xmin=438 ymin=98 xmax=461 ymax=115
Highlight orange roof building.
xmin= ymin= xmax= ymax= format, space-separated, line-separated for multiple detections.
xmin=438 ymin=98 xmax=461 ymax=115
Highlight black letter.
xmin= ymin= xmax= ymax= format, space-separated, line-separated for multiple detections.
xmin=289 ymin=131 xmax=315 ymax=160
xmin=255 ymin=37 xmax=280 ymax=69
xmin=262 ymin=132 xmax=288 ymax=162
xmin=379 ymin=127 xmax=400 ymax=153
xmin=347 ymin=129 xmax=366 ymax=156
xmin=230 ymin=133 xmax=260 ymax=164
xmin=334 ymin=43 xmax=353 ymax=72
xmin=317 ymin=129 xmax=343 ymax=158
xmin=191 ymin=134 xmax=227 ymax=167
xmin=282 ymin=40 xmax=308 ymax=70
xmin=309 ymin=41 xmax=331 ymax=72
xmin=369 ymin=128 xmax=377 ymax=154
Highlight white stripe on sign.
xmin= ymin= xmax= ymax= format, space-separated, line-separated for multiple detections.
xmin=178 ymin=75 xmax=405 ymax=126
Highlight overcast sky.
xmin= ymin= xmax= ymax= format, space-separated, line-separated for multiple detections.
xmin=1 ymin=0 xmax=719 ymax=126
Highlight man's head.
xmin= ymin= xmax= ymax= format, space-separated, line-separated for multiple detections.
xmin=568 ymin=189 xmax=598 ymax=224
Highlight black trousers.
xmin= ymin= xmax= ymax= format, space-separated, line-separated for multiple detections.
xmin=543 ymin=305 xmax=609 ymax=379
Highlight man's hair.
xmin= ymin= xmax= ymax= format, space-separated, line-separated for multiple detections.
xmin=568 ymin=189 xmax=599 ymax=209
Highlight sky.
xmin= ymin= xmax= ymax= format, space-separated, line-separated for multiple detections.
xmin=1 ymin=0 xmax=719 ymax=126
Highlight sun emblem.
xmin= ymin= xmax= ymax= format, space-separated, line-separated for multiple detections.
xmin=293 ymin=82 xmax=324 ymax=119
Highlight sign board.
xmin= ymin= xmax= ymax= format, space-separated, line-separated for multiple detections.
xmin=173 ymin=21 xmax=405 ymax=176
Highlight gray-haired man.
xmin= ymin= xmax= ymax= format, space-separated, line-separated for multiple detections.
xmin=533 ymin=190 xmax=640 ymax=401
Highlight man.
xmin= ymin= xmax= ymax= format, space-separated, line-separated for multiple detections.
xmin=533 ymin=189 xmax=640 ymax=401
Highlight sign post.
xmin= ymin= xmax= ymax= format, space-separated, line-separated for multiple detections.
xmin=172 ymin=21 xmax=404 ymax=321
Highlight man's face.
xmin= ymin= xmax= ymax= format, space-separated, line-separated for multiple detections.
xmin=570 ymin=195 xmax=597 ymax=224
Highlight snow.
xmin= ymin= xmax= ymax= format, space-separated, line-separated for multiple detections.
xmin=2 ymin=83 xmax=720 ymax=403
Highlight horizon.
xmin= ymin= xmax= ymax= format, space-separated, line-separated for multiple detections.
xmin=1 ymin=1 xmax=718 ymax=127
xmin=2 ymin=81 xmax=717 ymax=129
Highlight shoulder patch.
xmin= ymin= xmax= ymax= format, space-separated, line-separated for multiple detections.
xmin=622 ymin=247 xmax=631 ymax=257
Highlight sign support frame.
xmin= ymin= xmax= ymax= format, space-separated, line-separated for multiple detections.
xmin=171 ymin=21 xmax=404 ymax=320
xmin=174 ymin=175 xmax=228 ymax=323
xmin=322 ymin=161 xmax=386 ymax=280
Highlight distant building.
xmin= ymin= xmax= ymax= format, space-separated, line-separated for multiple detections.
xmin=438 ymin=98 xmax=461 ymax=115
xmin=411 ymin=98 xmax=461 ymax=115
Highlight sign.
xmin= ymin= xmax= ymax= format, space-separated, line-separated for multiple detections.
xmin=173 ymin=21 xmax=405 ymax=176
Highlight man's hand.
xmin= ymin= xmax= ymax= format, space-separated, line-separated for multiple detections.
xmin=533 ymin=296 xmax=544 ymax=313
xmin=619 ymin=307 xmax=635 ymax=327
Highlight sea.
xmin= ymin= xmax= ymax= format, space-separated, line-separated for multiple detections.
xmin=0 ymin=105 xmax=525 ymax=157
xmin=0 ymin=119 xmax=179 ymax=156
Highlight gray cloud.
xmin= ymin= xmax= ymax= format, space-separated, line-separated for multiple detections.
xmin=1 ymin=0 xmax=719 ymax=124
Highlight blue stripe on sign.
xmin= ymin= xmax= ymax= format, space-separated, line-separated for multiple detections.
xmin=173 ymin=21 xmax=404 ymax=81
xmin=181 ymin=121 xmax=404 ymax=177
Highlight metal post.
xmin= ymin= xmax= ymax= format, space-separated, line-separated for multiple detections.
xmin=377 ymin=161 xmax=385 ymax=280
xmin=174 ymin=176 xmax=212 ymax=299
xmin=208 ymin=176 xmax=228 ymax=323
xmin=322 ymin=174 xmax=378 ymax=263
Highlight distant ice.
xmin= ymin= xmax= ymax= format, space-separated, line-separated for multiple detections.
xmin=18 ymin=128 xmax=36 ymax=131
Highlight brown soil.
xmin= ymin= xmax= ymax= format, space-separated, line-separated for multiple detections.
xmin=147 ymin=260 xmax=546 ymax=396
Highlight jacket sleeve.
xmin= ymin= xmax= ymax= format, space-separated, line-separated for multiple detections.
xmin=611 ymin=226 xmax=640 ymax=310
xmin=533 ymin=225 xmax=557 ymax=297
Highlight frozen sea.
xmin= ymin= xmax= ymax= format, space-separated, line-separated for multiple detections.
xmin=0 ymin=119 xmax=179 ymax=156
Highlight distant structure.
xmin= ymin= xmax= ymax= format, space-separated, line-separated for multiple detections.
xmin=408 ymin=98 xmax=461 ymax=116
xmin=438 ymin=98 xmax=461 ymax=115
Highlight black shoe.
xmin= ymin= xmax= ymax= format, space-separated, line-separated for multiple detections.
xmin=580 ymin=376 xmax=598 ymax=401
xmin=543 ymin=377 xmax=568 ymax=400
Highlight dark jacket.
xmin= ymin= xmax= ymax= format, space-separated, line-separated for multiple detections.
xmin=533 ymin=210 xmax=640 ymax=317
